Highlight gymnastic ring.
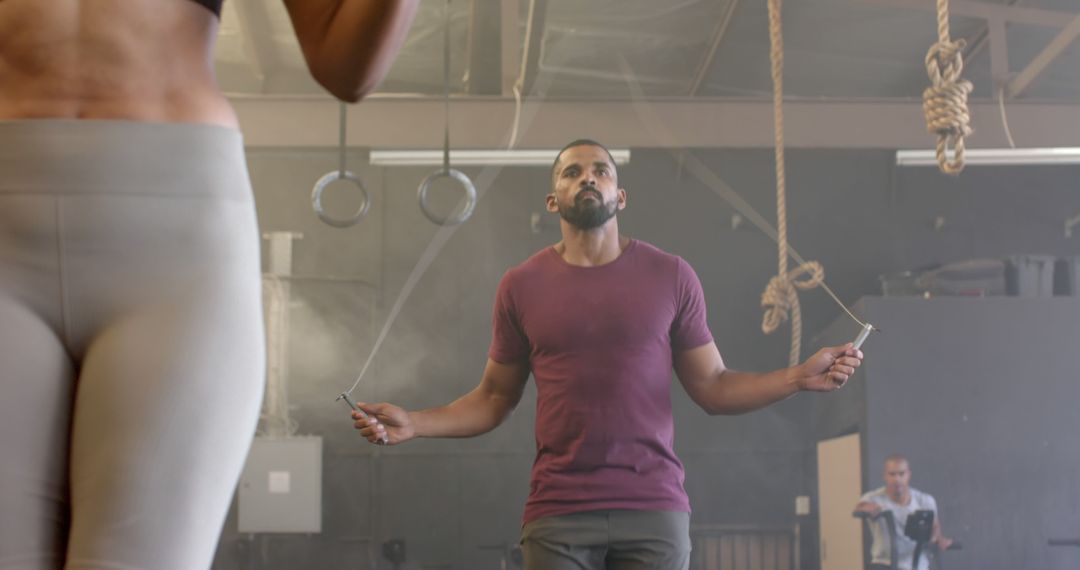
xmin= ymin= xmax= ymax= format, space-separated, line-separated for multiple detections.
xmin=311 ymin=170 xmax=371 ymax=228
xmin=417 ymin=168 xmax=477 ymax=226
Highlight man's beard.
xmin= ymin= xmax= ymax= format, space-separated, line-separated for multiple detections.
xmin=557 ymin=188 xmax=617 ymax=230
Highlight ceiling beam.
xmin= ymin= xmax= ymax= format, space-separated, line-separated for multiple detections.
xmin=960 ymin=0 xmax=1022 ymax=76
xmin=229 ymin=96 xmax=1080 ymax=150
xmin=1007 ymin=14 xmax=1080 ymax=98
xmin=689 ymin=0 xmax=741 ymax=96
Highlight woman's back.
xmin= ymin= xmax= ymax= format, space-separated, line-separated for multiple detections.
xmin=0 ymin=0 xmax=236 ymax=125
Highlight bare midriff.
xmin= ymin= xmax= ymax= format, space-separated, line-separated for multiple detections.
xmin=0 ymin=0 xmax=237 ymax=127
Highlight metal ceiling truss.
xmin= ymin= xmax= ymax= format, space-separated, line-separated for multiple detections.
xmin=864 ymin=0 xmax=1080 ymax=99
xmin=689 ymin=0 xmax=741 ymax=96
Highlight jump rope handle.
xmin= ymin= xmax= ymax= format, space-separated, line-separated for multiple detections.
xmin=338 ymin=393 xmax=388 ymax=445
xmin=852 ymin=322 xmax=874 ymax=351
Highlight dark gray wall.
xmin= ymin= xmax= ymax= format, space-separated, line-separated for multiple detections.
xmin=812 ymin=297 xmax=1080 ymax=570
xmin=212 ymin=147 xmax=1080 ymax=570
xmin=863 ymin=297 xmax=1080 ymax=570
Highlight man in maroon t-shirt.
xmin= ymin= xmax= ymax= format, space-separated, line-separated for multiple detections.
xmin=352 ymin=140 xmax=864 ymax=569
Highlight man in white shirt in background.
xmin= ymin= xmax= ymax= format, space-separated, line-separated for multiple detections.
xmin=854 ymin=455 xmax=954 ymax=570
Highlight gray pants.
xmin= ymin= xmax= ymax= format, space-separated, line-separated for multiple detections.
xmin=0 ymin=120 xmax=265 ymax=569
xmin=521 ymin=510 xmax=691 ymax=570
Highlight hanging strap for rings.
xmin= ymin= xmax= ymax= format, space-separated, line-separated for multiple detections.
xmin=417 ymin=0 xmax=477 ymax=226
xmin=311 ymin=102 xmax=371 ymax=228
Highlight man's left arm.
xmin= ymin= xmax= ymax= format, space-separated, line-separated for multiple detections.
xmin=673 ymin=341 xmax=864 ymax=415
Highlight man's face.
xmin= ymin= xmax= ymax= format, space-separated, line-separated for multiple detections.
xmin=884 ymin=459 xmax=911 ymax=497
xmin=547 ymin=145 xmax=625 ymax=230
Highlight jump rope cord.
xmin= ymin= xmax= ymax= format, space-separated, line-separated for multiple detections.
xmin=343 ymin=0 xmax=453 ymax=399
xmin=342 ymin=0 xmax=543 ymax=399
xmin=613 ymin=37 xmax=872 ymax=360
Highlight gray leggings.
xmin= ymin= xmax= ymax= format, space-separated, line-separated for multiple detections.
xmin=522 ymin=510 xmax=691 ymax=570
xmin=0 ymin=120 xmax=265 ymax=570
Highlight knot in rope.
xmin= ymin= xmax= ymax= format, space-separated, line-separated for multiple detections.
xmin=761 ymin=261 xmax=825 ymax=335
xmin=923 ymin=0 xmax=973 ymax=175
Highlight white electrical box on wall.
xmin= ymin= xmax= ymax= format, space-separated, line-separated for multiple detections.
xmin=795 ymin=495 xmax=811 ymax=516
xmin=238 ymin=436 xmax=323 ymax=533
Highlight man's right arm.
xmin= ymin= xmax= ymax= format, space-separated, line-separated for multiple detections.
xmin=853 ymin=501 xmax=883 ymax=517
xmin=353 ymin=358 xmax=529 ymax=444
xmin=412 ymin=358 xmax=530 ymax=438
xmin=853 ymin=493 xmax=883 ymax=517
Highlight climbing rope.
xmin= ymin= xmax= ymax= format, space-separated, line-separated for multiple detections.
xmin=923 ymin=0 xmax=974 ymax=175
xmin=763 ymin=0 xmax=825 ymax=367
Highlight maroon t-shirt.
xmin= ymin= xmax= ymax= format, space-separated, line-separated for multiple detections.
xmin=488 ymin=239 xmax=714 ymax=524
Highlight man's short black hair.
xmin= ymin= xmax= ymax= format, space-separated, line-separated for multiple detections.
xmin=551 ymin=139 xmax=617 ymax=181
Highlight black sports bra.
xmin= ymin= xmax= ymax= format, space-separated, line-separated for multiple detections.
xmin=190 ymin=0 xmax=223 ymax=17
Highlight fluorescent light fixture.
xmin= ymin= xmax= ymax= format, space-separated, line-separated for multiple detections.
xmin=370 ymin=149 xmax=631 ymax=167
xmin=896 ymin=147 xmax=1080 ymax=167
